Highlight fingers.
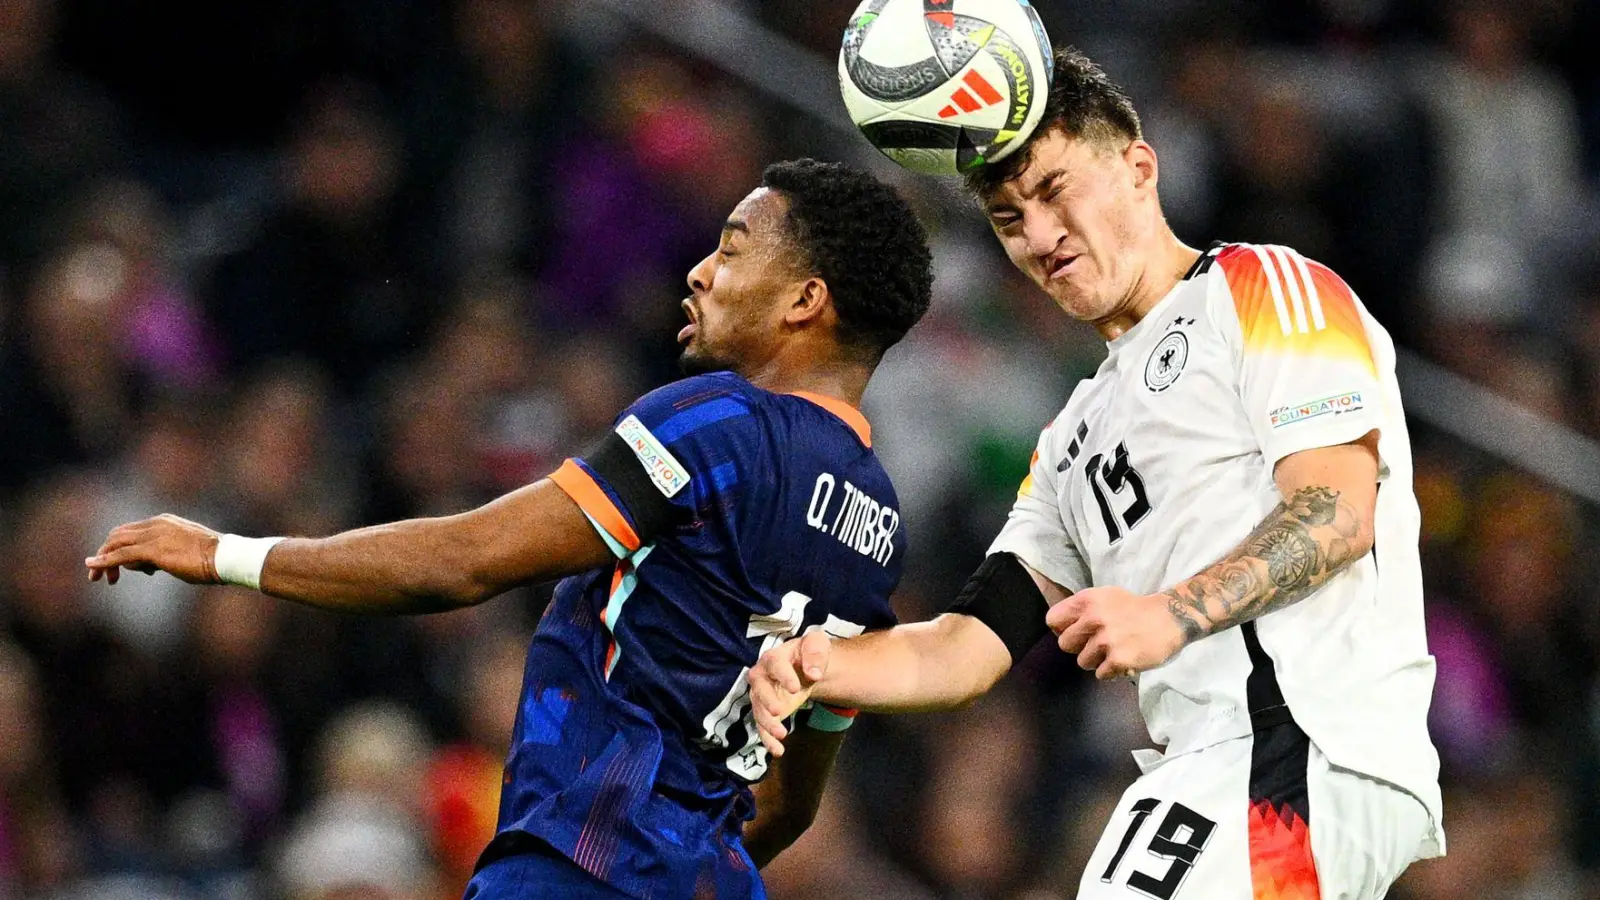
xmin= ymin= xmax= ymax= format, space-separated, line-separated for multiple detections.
xmin=1095 ymin=658 xmax=1131 ymax=681
xmin=797 ymin=630 xmax=832 ymax=683
xmin=87 ymin=545 xmax=142 ymax=572
xmin=88 ymin=520 xmax=155 ymax=566
xmin=749 ymin=670 xmax=792 ymax=745
xmin=86 ymin=537 xmax=158 ymax=586
xmin=749 ymin=654 xmax=796 ymax=738
xmin=1057 ymin=615 xmax=1098 ymax=654
xmin=749 ymin=635 xmax=827 ymax=758
xmin=776 ymin=651 xmax=805 ymax=695
xmin=1044 ymin=594 xmax=1084 ymax=634
xmin=755 ymin=695 xmax=788 ymax=756
xmin=756 ymin=721 xmax=786 ymax=758
xmin=756 ymin=640 xmax=805 ymax=695
xmin=1076 ymin=633 xmax=1109 ymax=672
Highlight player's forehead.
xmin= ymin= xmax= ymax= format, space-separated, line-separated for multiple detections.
xmin=724 ymin=187 xmax=791 ymax=243
xmin=984 ymin=131 xmax=1105 ymax=209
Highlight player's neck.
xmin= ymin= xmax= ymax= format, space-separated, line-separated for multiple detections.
xmin=742 ymin=354 xmax=870 ymax=409
xmin=1095 ymin=232 xmax=1203 ymax=342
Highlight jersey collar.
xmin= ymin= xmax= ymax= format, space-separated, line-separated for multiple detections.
xmin=790 ymin=392 xmax=872 ymax=447
xmin=1106 ymin=280 xmax=1188 ymax=353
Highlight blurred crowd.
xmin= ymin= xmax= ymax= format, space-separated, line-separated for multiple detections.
xmin=1 ymin=0 xmax=1598 ymax=897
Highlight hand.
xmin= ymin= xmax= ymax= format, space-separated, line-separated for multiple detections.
xmin=85 ymin=514 xmax=223 ymax=586
xmin=1045 ymin=586 xmax=1187 ymax=680
xmin=748 ymin=630 xmax=832 ymax=758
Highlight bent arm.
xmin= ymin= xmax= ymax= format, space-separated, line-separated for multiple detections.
xmin=1162 ymin=433 xmax=1379 ymax=643
xmin=743 ymin=727 xmax=845 ymax=867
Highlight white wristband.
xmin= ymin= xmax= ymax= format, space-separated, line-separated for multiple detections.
xmin=214 ymin=535 xmax=285 ymax=591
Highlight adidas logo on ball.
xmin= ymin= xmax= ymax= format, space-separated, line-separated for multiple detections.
xmin=839 ymin=0 xmax=1054 ymax=176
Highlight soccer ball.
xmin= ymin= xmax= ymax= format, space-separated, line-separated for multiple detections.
xmin=839 ymin=0 xmax=1054 ymax=176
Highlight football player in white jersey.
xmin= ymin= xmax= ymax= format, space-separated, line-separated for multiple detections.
xmin=748 ymin=47 xmax=1443 ymax=899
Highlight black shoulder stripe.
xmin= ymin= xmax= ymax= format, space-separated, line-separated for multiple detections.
xmin=1183 ymin=241 xmax=1227 ymax=280
xmin=581 ymin=432 xmax=682 ymax=544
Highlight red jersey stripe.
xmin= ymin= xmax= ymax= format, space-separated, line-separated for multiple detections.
xmin=1248 ymin=799 xmax=1322 ymax=900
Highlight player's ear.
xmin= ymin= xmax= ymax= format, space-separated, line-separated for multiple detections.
xmin=785 ymin=277 xmax=833 ymax=326
xmin=1125 ymin=140 xmax=1158 ymax=193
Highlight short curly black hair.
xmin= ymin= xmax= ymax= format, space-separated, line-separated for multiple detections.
xmin=761 ymin=159 xmax=933 ymax=361
xmin=963 ymin=47 xmax=1142 ymax=198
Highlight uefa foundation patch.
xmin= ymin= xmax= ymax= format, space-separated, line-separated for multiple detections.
xmin=615 ymin=416 xmax=690 ymax=497
xmin=1269 ymin=391 xmax=1365 ymax=429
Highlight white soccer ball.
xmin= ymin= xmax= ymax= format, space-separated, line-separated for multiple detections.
xmin=839 ymin=0 xmax=1054 ymax=176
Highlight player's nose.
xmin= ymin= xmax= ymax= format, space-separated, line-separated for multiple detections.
xmin=1020 ymin=210 xmax=1067 ymax=259
xmin=686 ymin=252 xmax=715 ymax=295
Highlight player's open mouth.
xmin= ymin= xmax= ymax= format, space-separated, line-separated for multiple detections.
xmin=1047 ymin=254 xmax=1079 ymax=280
xmin=679 ymin=299 xmax=699 ymax=345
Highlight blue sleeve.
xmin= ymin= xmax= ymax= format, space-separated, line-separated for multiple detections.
xmin=549 ymin=374 xmax=761 ymax=556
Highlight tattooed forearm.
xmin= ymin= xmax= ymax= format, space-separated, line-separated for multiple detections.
xmin=1163 ymin=485 xmax=1370 ymax=645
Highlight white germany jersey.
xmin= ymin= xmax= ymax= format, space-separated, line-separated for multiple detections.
xmin=990 ymin=243 xmax=1442 ymax=851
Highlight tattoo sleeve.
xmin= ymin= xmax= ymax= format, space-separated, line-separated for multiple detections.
xmin=1162 ymin=485 xmax=1371 ymax=645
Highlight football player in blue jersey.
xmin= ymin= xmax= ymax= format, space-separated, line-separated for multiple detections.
xmin=85 ymin=158 xmax=933 ymax=899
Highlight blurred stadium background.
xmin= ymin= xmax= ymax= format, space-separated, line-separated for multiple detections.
xmin=1 ymin=0 xmax=1598 ymax=897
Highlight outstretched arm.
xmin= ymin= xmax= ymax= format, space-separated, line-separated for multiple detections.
xmin=85 ymin=477 xmax=613 ymax=614
xmin=1051 ymin=432 xmax=1380 ymax=679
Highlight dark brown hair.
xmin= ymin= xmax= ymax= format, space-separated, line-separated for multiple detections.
xmin=963 ymin=47 xmax=1143 ymax=197
xmin=762 ymin=159 xmax=933 ymax=361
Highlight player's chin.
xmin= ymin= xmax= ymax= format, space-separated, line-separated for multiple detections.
xmin=1049 ymin=286 xmax=1104 ymax=322
xmin=678 ymin=346 xmax=735 ymax=377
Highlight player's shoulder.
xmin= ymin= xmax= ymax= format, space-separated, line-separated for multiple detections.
xmin=771 ymin=390 xmax=875 ymax=453
xmin=1209 ymin=241 xmax=1345 ymax=283
xmin=622 ymin=372 xmax=762 ymax=436
xmin=626 ymin=371 xmax=876 ymax=459
xmin=631 ymin=371 xmax=758 ymax=410
xmin=1208 ymin=242 xmax=1356 ymax=302
xmin=1204 ymin=242 xmax=1361 ymax=340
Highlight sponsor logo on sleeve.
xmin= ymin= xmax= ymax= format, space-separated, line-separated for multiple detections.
xmin=615 ymin=415 xmax=690 ymax=497
xmin=1268 ymin=390 xmax=1366 ymax=429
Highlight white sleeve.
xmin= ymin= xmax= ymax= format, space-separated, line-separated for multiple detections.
xmin=986 ymin=422 xmax=1090 ymax=592
xmin=1215 ymin=244 xmax=1386 ymax=467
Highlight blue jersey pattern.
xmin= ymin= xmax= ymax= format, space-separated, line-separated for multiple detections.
xmin=492 ymin=372 xmax=904 ymax=899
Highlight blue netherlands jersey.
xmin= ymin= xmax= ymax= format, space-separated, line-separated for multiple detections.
xmin=489 ymin=372 xmax=905 ymax=899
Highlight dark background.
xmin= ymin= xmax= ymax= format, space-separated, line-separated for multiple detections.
xmin=1 ymin=0 xmax=1598 ymax=897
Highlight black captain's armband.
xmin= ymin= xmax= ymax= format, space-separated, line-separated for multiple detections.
xmin=582 ymin=432 xmax=685 ymax=544
xmin=946 ymin=552 xmax=1053 ymax=663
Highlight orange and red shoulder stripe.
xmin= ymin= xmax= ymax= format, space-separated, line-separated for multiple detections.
xmin=1215 ymin=243 xmax=1376 ymax=375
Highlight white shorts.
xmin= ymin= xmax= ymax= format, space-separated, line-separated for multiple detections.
xmin=1077 ymin=722 xmax=1434 ymax=900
